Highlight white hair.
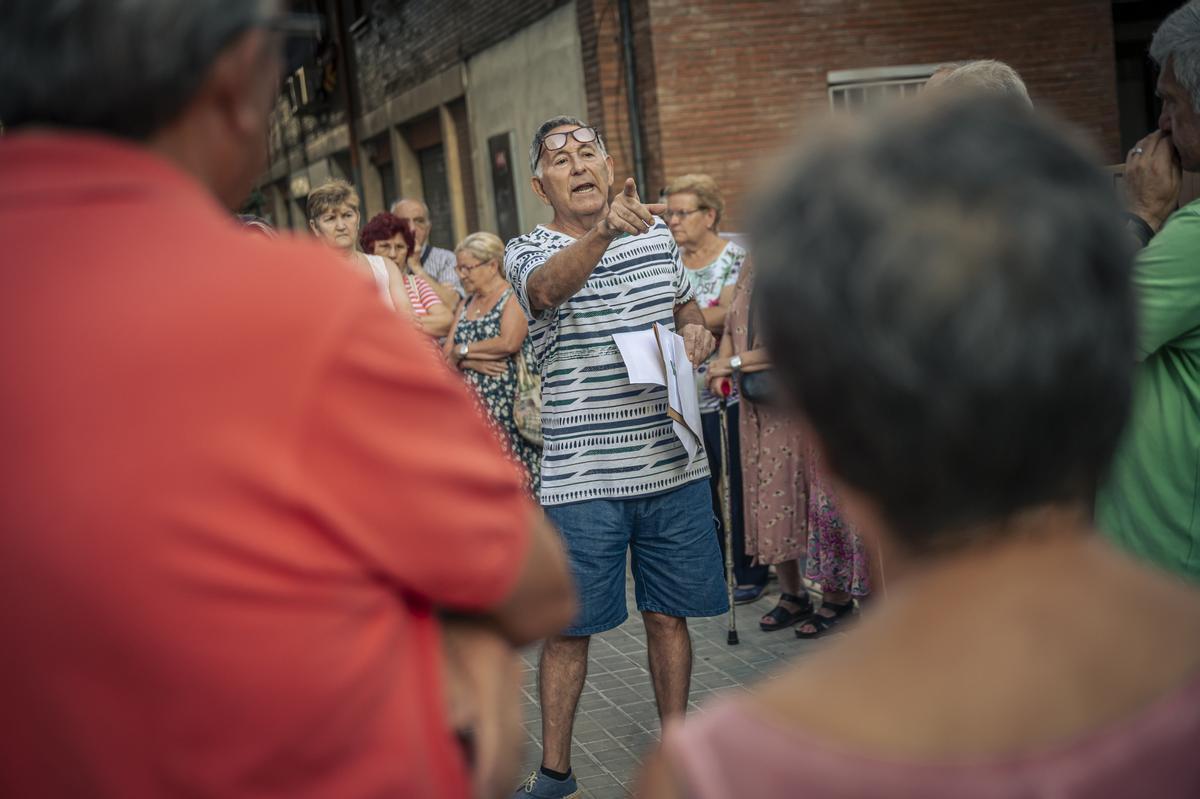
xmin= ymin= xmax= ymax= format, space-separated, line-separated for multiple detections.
xmin=529 ymin=115 xmax=608 ymax=178
xmin=1151 ymin=0 xmax=1200 ymax=111
xmin=937 ymin=59 xmax=1033 ymax=108
xmin=390 ymin=197 xmax=429 ymax=216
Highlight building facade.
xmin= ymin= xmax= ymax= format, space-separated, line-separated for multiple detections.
xmin=258 ymin=0 xmax=1136 ymax=237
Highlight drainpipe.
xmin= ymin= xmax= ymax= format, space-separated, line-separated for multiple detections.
xmin=617 ymin=0 xmax=647 ymax=192
xmin=330 ymin=0 xmax=365 ymax=194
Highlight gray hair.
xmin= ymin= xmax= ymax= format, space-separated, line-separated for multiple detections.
xmin=1150 ymin=0 xmax=1200 ymax=110
xmin=936 ymin=60 xmax=1033 ymax=107
xmin=390 ymin=198 xmax=430 ymax=216
xmin=0 ymin=0 xmax=271 ymax=138
xmin=752 ymin=97 xmax=1134 ymax=552
xmin=529 ymin=115 xmax=608 ymax=177
xmin=455 ymin=231 xmax=505 ymax=265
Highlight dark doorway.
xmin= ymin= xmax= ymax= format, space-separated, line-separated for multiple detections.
xmin=489 ymin=132 xmax=520 ymax=244
xmin=419 ymin=144 xmax=453 ymax=251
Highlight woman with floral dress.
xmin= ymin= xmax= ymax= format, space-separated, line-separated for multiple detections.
xmin=710 ymin=257 xmax=871 ymax=637
xmin=444 ymin=232 xmax=541 ymax=495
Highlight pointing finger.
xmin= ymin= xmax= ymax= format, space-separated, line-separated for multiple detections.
xmin=623 ymin=178 xmax=638 ymax=198
xmin=645 ymin=203 xmax=667 ymax=216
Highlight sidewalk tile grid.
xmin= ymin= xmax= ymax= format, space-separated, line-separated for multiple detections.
xmin=516 ymin=572 xmax=839 ymax=799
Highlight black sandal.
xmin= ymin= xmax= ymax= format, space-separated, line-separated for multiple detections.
xmin=794 ymin=600 xmax=855 ymax=639
xmin=758 ymin=592 xmax=813 ymax=632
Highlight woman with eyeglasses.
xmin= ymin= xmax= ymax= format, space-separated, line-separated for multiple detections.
xmin=360 ymin=212 xmax=453 ymax=338
xmin=305 ymin=180 xmax=414 ymax=317
xmin=444 ymin=232 xmax=541 ymax=495
xmin=663 ymin=174 xmax=771 ymax=612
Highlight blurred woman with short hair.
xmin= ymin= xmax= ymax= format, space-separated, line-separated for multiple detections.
xmin=642 ymin=97 xmax=1200 ymax=799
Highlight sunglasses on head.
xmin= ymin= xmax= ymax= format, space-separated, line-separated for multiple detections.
xmin=538 ymin=127 xmax=599 ymax=160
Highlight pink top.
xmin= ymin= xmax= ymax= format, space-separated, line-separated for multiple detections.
xmin=402 ymin=274 xmax=441 ymax=316
xmin=663 ymin=672 xmax=1200 ymax=798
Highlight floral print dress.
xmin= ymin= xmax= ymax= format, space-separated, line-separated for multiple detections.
xmin=453 ymin=288 xmax=541 ymax=496
xmin=803 ymin=448 xmax=872 ymax=599
xmin=728 ymin=261 xmax=809 ymax=565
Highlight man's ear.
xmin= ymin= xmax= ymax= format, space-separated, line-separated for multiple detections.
xmin=604 ymin=155 xmax=615 ymax=189
xmin=531 ymin=176 xmax=551 ymax=207
xmin=207 ymin=30 xmax=277 ymax=139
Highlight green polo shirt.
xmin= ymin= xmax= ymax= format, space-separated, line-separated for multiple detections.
xmin=1096 ymin=199 xmax=1200 ymax=581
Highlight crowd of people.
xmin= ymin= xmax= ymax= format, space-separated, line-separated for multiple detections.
xmin=4 ymin=0 xmax=1200 ymax=797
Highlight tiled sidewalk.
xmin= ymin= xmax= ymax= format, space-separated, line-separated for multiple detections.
xmin=515 ymin=581 xmax=827 ymax=798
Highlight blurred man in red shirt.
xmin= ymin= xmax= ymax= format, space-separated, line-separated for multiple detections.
xmin=0 ymin=2 xmax=574 ymax=797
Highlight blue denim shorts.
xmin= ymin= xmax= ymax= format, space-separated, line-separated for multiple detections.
xmin=544 ymin=479 xmax=729 ymax=636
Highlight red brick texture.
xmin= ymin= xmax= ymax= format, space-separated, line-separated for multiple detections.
xmin=581 ymin=0 xmax=1121 ymax=229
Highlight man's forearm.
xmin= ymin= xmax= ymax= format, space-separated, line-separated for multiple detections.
xmin=674 ymin=299 xmax=705 ymax=330
xmin=527 ymin=225 xmax=613 ymax=311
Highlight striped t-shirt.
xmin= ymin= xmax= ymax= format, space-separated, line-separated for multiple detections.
xmin=402 ymin=274 xmax=441 ymax=316
xmin=506 ymin=220 xmax=710 ymax=506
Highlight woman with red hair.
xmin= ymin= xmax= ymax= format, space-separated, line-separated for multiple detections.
xmin=360 ymin=212 xmax=453 ymax=338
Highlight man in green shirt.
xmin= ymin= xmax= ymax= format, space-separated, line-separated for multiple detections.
xmin=1096 ymin=1 xmax=1200 ymax=580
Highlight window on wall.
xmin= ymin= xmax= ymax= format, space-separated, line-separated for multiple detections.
xmin=827 ymin=65 xmax=942 ymax=111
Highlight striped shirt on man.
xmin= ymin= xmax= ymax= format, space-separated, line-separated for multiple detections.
xmin=505 ymin=218 xmax=710 ymax=506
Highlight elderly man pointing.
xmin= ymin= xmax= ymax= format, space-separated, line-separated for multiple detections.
xmin=506 ymin=116 xmax=727 ymax=798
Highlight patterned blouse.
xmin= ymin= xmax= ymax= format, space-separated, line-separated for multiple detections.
xmin=682 ymin=240 xmax=746 ymax=414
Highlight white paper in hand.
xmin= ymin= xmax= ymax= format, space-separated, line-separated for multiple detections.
xmin=655 ymin=323 xmax=704 ymax=462
xmin=612 ymin=329 xmax=666 ymax=386
xmin=611 ymin=325 xmax=705 ymax=462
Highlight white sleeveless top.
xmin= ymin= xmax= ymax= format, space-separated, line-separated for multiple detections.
xmin=364 ymin=254 xmax=395 ymax=310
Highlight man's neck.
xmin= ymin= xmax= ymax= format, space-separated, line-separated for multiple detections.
xmin=548 ymin=205 xmax=608 ymax=239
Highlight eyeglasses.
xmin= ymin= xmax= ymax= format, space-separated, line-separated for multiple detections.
xmin=665 ymin=208 xmax=706 ymax=220
xmin=538 ymin=127 xmax=599 ymax=161
xmin=454 ymin=260 xmax=493 ymax=274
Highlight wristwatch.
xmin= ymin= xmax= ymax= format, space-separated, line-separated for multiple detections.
xmin=729 ymin=354 xmax=743 ymax=372
xmin=1124 ymin=212 xmax=1155 ymax=249
xmin=456 ymin=343 xmax=469 ymax=359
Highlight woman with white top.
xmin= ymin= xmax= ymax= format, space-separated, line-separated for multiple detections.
xmin=305 ymin=179 xmax=413 ymax=317
xmin=665 ymin=174 xmax=771 ymax=608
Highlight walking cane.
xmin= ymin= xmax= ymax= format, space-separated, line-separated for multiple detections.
xmin=718 ymin=380 xmax=739 ymax=645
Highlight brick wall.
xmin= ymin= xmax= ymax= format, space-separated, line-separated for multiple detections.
xmin=605 ymin=0 xmax=1123 ymax=229
xmin=353 ymin=0 xmax=569 ymax=114
xmin=577 ymin=0 xmax=666 ymax=198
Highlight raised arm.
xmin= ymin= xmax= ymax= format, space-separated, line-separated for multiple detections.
xmin=526 ymin=226 xmax=614 ymax=312
xmin=526 ymin=178 xmax=667 ymax=312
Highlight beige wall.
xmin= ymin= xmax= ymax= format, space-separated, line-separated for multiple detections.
xmin=465 ymin=2 xmax=588 ymax=238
